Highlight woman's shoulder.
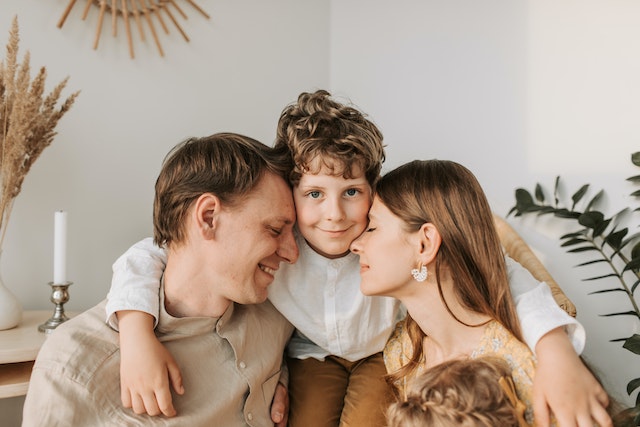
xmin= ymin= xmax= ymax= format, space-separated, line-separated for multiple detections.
xmin=383 ymin=320 xmax=411 ymax=373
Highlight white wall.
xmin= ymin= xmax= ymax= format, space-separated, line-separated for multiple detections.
xmin=0 ymin=0 xmax=329 ymax=423
xmin=331 ymin=0 xmax=639 ymax=408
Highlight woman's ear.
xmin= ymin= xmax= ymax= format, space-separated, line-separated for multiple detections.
xmin=193 ymin=193 xmax=220 ymax=239
xmin=417 ymin=222 xmax=442 ymax=265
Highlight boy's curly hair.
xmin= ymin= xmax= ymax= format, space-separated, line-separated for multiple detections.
xmin=275 ymin=90 xmax=385 ymax=187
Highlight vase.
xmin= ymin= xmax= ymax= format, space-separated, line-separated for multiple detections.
xmin=0 ymin=253 xmax=23 ymax=330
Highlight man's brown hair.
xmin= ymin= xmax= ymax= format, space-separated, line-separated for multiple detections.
xmin=153 ymin=132 xmax=291 ymax=247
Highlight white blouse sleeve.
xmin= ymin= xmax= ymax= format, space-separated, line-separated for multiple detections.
xmin=105 ymin=237 xmax=168 ymax=330
xmin=506 ymin=256 xmax=586 ymax=355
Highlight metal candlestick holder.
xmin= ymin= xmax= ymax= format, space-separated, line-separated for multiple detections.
xmin=38 ymin=281 xmax=72 ymax=333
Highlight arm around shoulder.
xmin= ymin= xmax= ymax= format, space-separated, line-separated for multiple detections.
xmin=106 ymin=237 xmax=168 ymax=330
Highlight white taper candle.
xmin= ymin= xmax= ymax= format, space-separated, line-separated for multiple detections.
xmin=53 ymin=210 xmax=67 ymax=284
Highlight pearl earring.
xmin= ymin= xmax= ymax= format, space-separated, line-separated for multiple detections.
xmin=411 ymin=263 xmax=428 ymax=282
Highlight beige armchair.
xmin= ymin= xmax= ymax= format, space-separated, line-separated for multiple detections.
xmin=494 ymin=215 xmax=577 ymax=318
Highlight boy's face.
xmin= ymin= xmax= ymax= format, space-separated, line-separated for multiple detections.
xmin=293 ymin=161 xmax=372 ymax=259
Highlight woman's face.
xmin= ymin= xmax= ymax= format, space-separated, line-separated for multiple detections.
xmin=350 ymin=196 xmax=418 ymax=297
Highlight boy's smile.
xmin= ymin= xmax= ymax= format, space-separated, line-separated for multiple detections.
xmin=293 ymin=164 xmax=372 ymax=259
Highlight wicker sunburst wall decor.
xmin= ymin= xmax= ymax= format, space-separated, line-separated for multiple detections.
xmin=57 ymin=0 xmax=210 ymax=58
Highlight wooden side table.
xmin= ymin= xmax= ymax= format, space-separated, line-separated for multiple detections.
xmin=0 ymin=311 xmax=53 ymax=398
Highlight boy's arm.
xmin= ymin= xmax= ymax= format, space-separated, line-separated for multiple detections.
xmin=507 ymin=259 xmax=612 ymax=426
xmin=497 ymin=218 xmax=612 ymax=426
xmin=118 ymin=310 xmax=184 ymax=418
xmin=506 ymin=256 xmax=584 ymax=354
xmin=106 ymin=237 xmax=168 ymax=330
xmin=106 ymin=238 xmax=179 ymax=417
xmin=533 ymin=328 xmax=612 ymax=427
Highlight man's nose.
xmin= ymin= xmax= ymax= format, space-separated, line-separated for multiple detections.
xmin=277 ymin=230 xmax=299 ymax=264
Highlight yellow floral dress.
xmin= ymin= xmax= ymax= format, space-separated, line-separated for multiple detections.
xmin=383 ymin=320 xmax=537 ymax=425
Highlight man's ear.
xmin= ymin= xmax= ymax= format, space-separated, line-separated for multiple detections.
xmin=193 ymin=193 xmax=220 ymax=239
xmin=417 ymin=222 xmax=442 ymax=265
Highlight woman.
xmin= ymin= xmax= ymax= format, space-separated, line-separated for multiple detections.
xmin=350 ymin=159 xmax=611 ymax=427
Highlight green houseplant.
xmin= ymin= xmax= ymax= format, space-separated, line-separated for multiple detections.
xmin=509 ymin=153 xmax=640 ymax=425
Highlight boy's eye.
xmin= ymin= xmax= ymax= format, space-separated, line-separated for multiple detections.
xmin=308 ymin=191 xmax=322 ymax=199
xmin=345 ymin=188 xmax=360 ymax=197
xmin=366 ymin=227 xmax=376 ymax=233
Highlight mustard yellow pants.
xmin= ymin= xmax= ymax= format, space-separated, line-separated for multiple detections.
xmin=287 ymin=352 xmax=394 ymax=427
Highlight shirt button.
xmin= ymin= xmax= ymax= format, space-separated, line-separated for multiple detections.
xmin=247 ymin=412 xmax=253 ymax=421
xmin=239 ymin=361 xmax=246 ymax=369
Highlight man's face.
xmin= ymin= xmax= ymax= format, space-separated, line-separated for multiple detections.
xmin=214 ymin=172 xmax=298 ymax=304
xmin=293 ymin=161 xmax=372 ymax=259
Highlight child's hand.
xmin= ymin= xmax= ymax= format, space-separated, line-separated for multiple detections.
xmin=533 ymin=328 xmax=611 ymax=427
xmin=270 ymin=381 xmax=289 ymax=427
xmin=117 ymin=311 xmax=184 ymax=417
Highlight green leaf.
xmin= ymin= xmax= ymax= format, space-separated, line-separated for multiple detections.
xmin=606 ymin=228 xmax=628 ymax=249
xmin=626 ymin=174 xmax=640 ymax=183
xmin=631 ymin=189 xmax=640 ymax=198
xmin=534 ymin=183 xmax=545 ymax=203
xmin=601 ymin=311 xmax=640 ymax=319
xmin=513 ymin=189 xmax=537 ymax=214
xmin=571 ymin=184 xmax=589 ymax=210
xmin=538 ymin=206 xmax=556 ymax=215
xmin=578 ymin=211 xmax=605 ymax=229
xmin=632 ymin=152 xmax=640 ymax=167
xmin=554 ymin=176 xmax=560 ymax=206
xmin=628 ymin=377 xmax=640 ymax=394
xmin=623 ymin=334 xmax=640 ymax=355
xmin=561 ymin=231 xmax=586 ymax=239
xmin=567 ymin=246 xmax=599 ymax=253
xmin=631 ymin=241 xmax=640 ymax=260
xmin=585 ymin=189 xmax=603 ymax=212
xmin=583 ymin=273 xmax=620 ymax=282
xmin=575 ymin=259 xmax=608 ymax=267
xmin=589 ymin=288 xmax=626 ymax=295
xmin=593 ymin=218 xmax=611 ymax=237
xmin=560 ymin=238 xmax=588 ymax=247
xmin=555 ymin=209 xmax=580 ymax=219
xmin=623 ymin=256 xmax=640 ymax=272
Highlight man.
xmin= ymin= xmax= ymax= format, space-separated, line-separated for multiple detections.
xmin=22 ymin=133 xmax=298 ymax=426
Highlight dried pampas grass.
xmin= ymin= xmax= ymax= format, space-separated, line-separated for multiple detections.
xmin=0 ymin=16 xmax=79 ymax=248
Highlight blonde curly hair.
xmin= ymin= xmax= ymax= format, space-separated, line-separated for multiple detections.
xmin=387 ymin=357 xmax=527 ymax=427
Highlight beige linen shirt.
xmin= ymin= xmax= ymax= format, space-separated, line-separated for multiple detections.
xmin=23 ymin=298 xmax=293 ymax=427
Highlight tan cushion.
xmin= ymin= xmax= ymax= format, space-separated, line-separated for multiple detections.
xmin=494 ymin=215 xmax=577 ymax=317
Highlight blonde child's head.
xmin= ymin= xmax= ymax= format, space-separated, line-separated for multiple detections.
xmin=387 ymin=357 xmax=528 ymax=427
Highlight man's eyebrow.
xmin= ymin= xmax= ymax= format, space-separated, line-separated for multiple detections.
xmin=271 ymin=216 xmax=295 ymax=225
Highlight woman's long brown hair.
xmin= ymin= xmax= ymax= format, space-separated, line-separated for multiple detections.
xmin=377 ymin=160 xmax=523 ymax=387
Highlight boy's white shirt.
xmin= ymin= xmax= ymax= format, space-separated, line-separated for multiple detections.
xmin=106 ymin=235 xmax=585 ymax=360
